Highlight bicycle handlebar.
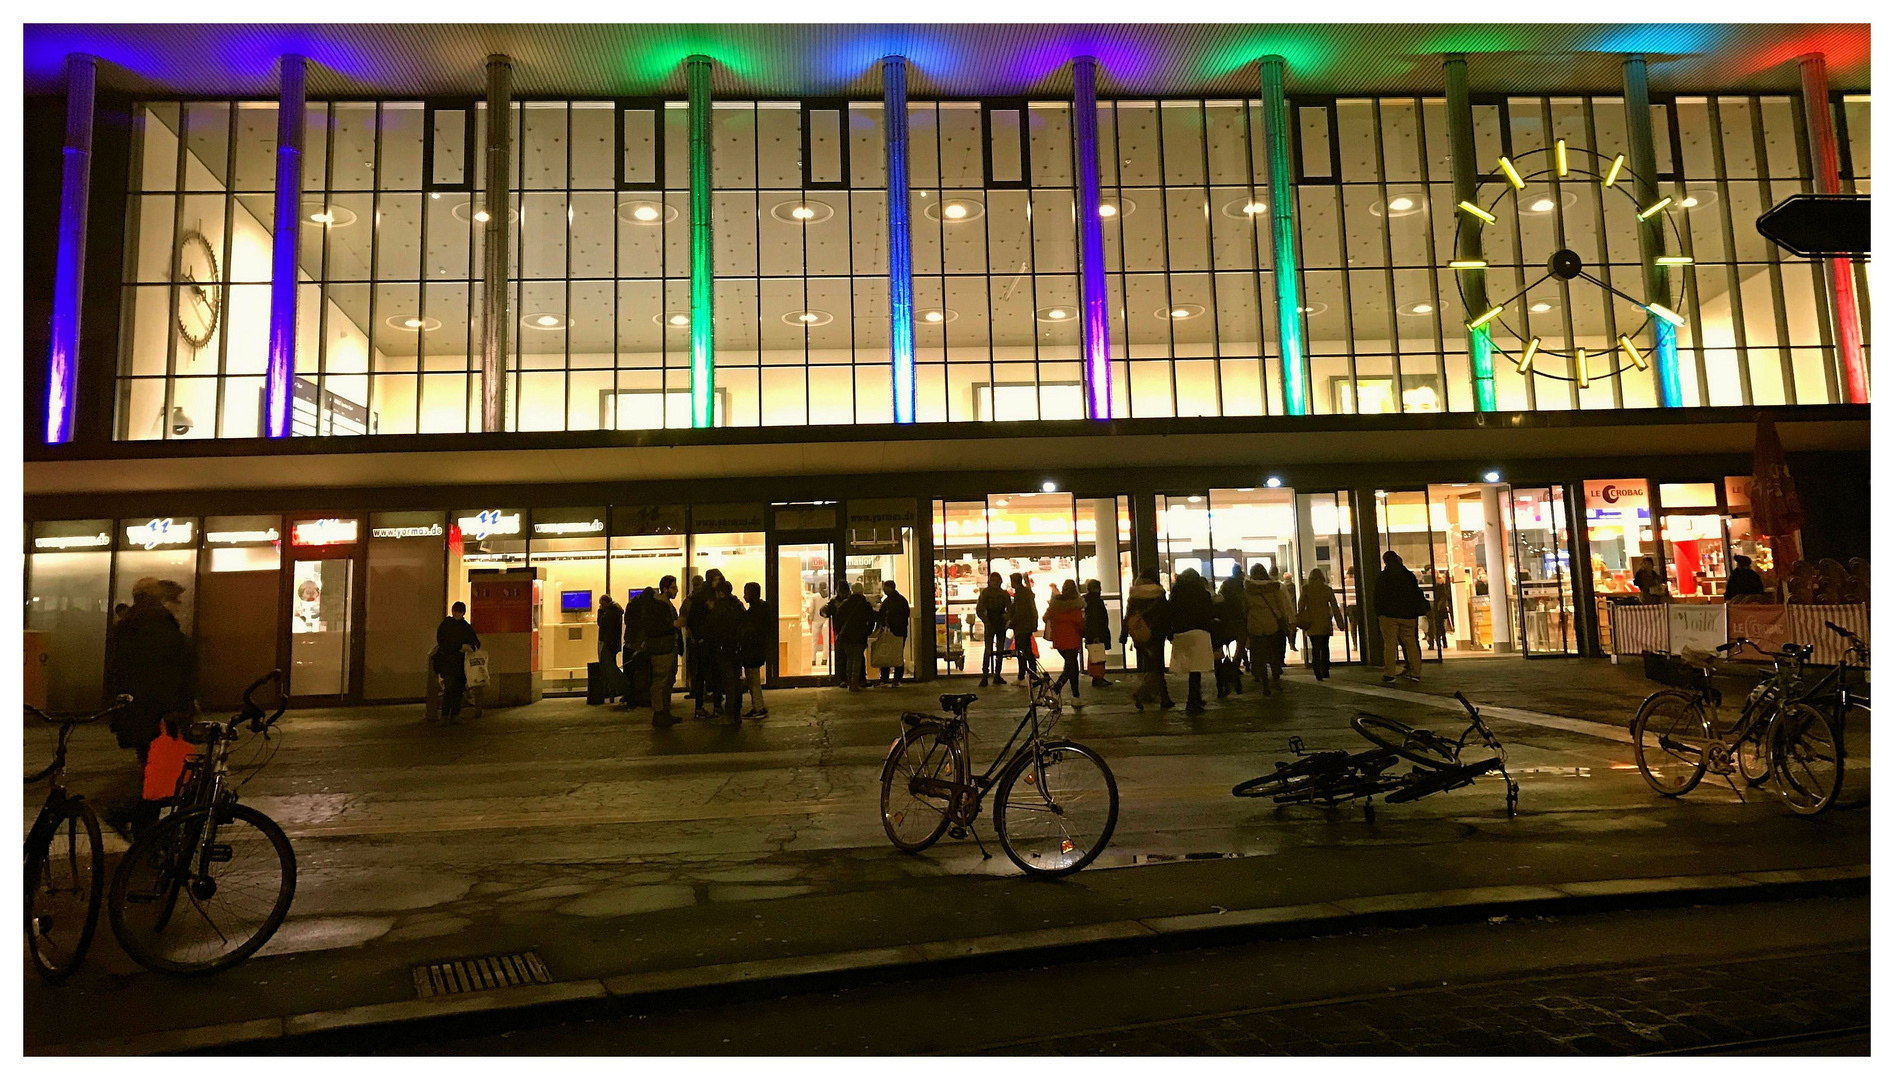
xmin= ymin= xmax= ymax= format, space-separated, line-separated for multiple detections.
xmin=1824 ymin=621 xmax=1861 ymax=643
xmin=239 ymin=669 xmax=288 ymax=731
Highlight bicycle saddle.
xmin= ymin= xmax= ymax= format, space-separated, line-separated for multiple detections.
xmin=939 ymin=693 xmax=978 ymax=713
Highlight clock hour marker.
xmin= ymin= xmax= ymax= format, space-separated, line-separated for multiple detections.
xmin=1457 ymin=201 xmax=1496 ymax=224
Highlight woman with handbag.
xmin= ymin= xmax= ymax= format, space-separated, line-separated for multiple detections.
xmin=1082 ymin=579 xmax=1113 ymax=688
xmin=1244 ymin=563 xmax=1296 ymax=693
xmin=1295 ymin=567 xmax=1348 ymax=681
xmin=1168 ymin=569 xmax=1217 ymax=714
xmin=1045 ymin=580 xmax=1087 ymax=703
xmin=871 ymin=581 xmax=910 ymax=685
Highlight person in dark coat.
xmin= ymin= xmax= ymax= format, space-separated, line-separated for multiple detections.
xmin=703 ymin=579 xmax=745 ymax=720
xmin=976 ymin=572 xmax=1011 ymax=687
xmin=1215 ymin=573 xmax=1248 ymax=696
xmin=105 ymin=578 xmax=197 ymax=838
xmin=596 ymin=594 xmax=624 ymax=703
xmin=1725 ymin=555 xmax=1767 ymax=602
xmin=628 ymin=578 xmax=682 ymax=726
xmin=1373 ymin=551 xmax=1428 ymax=684
xmin=1122 ymin=571 xmax=1173 ymax=711
xmin=1008 ymin=572 xmax=1041 ymax=680
xmin=875 ymin=581 xmax=910 ymax=686
xmin=738 ymin=582 xmax=773 ymax=718
xmin=1082 ymin=579 xmax=1113 ymax=688
xmin=829 ymin=583 xmax=877 ymax=691
xmin=1168 ymin=569 xmax=1218 ymax=713
xmin=685 ymin=569 xmax=725 ymax=718
xmin=434 ymin=600 xmax=482 ymax=722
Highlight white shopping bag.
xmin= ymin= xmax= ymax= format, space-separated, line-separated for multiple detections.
xmin=463 ymin=648 xmax=491 ymax=687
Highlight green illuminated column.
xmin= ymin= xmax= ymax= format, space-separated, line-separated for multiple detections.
xmin=1258 ymin=56 xmax=1307 ymax=416
xmin=1444 ymin=55 xmax=1497 ymax=412
xmin=687 ymin=55 xmax=715 ymax=428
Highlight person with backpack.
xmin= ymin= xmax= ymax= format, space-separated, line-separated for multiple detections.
xmin=1245 ymin=563 xmax=1296 ymax=694
xmin=1122 ymin=570 xmax=1173 ymax=711
xmin=738 ymin=582 xmax=773 ymax=719
xmin=1008 ymin=572 xmax=1041 ymax=681
xmin=1374 ymin=551 xmax=1429 ymax=684
xmin=1082 ymin=579 xmax=1113 ymax=688
xmin=976 ymin=572 xmax=1011 ymax=687
xmin=105 ymin=578 xmax=197 ymax=838
xmin=1045 ymin=580 xmax=1086 ymax=703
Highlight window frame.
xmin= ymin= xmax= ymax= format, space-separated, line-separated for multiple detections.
xmin=423 ymin=99 xmax=477 ymax=194
xmin=799 ymin=98 xmax=852 ymax=191
xmin=615 ymin=97 xmax=669 ymax=192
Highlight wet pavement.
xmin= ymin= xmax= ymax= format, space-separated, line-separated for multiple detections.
xmin=22 ymin=656 xmax=1872 ymax=1051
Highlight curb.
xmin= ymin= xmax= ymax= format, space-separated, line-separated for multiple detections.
xmin=34 ymin=863 xmax=1869 ymax=1056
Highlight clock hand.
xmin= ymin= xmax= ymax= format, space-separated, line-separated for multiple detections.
xmin=1576 ymin=270 xmax=1657 ymax=311
xmin=1485 ymin=271 xmax=1554 ymax=315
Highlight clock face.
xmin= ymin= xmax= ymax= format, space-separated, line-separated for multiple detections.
xmin=1452 ymin=143 xmax=1689 ymax=386
xmin=175 ymin=229 xmax=222 ymax=350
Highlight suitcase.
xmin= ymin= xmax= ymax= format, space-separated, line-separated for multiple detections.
xmin=586 ymin=662 xmax=608 ymax=705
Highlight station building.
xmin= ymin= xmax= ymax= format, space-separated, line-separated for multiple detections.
xmin=22 ymin=24 xmax=1871 ymax=709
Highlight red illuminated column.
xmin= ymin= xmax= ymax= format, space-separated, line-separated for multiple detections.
xmin=1798 ymin=53 xmax=1868 ymax=404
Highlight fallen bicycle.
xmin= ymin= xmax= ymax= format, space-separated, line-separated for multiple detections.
xmin=1233 ymin=691 xmax=1518 ymax=821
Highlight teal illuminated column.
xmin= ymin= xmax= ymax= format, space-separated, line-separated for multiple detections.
xmin=1444 ymin=55 xmax=1497 ymax=412
xmin=687 ymin=55 xmax=715 ymax=428
xmin=883 ymin=55 xmax=916 ymax=424
xmin=1623 ymin=56 xmax=1683 ymax=407
xmin=1258 ymin=56 xmax=1307 ymax=416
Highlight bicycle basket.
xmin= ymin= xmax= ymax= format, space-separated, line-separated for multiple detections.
xmin=1642 ymin=651 xmax=1710 ymax=691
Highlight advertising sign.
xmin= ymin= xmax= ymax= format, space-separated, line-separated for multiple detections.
xmin=1583 ymin=479 xmax=1650 ymax=522
xmin=1668 ymin=603 xmax=1728 ymax=657
xmin=1726 ymin=604 xmax=1790 ymax=661
xmin=123 ymin=518 xmax=195 ymax=549
xmin=289 ymin=518 xmax=360 ymax=546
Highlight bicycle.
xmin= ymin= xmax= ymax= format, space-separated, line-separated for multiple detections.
xmin=1773 ymin=621 xmax=1867 ymax=814
xmin=23 ymin=697 xmax=128 ymax=983
xmin=1234 ymin=692 xmax=1518 ymax=820
xmin=879 ymin=670 xmax=1119 ymax=877
xmin=1631 ymin=637 xmax=1846 ymax=815
xmin=108 ymin=671 xmax=298 ymax=975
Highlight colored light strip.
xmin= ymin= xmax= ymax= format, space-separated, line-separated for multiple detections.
xmin=1574 ymin=346 xmax=1589 ymax=388
xmin=687 ymin=55 xmax=714 ymax=429
xmin=1555 ymin=139 xmax=1569 ymax=176
xmin=1636 ymin=196 xmax=1672 ymax=221
xmin=1073 ymin=56 xmax=1113 ymax=419
xmin=1447 ymin=259 xmax=1487 ymax=270
xmin=1517 ymin=337 xmax=1540 ymax=374
xmin=1655 ymin=321 xmax=1682 ymax=404
xmin=1800 ymin=53 xmax=1869 ymax=403
xmin=1457 ymin=200 xmax=1496 ymax=224
xmin=1470 ymin=327 xmax=1496 ymax=411
xmin=46 ymin=54 xmax=95 ymax=445
xmin=1467 ymin=304 xmax=1504 ymax=330
xmin=882 ymin=56 xmax=915 ymax=425
xmin=1261 ymin=56 xmax=1307 ymax=416
xmin=1619 ymin=335 xmax=1648 ymax=371
xmin=1497 ymin=156 xmax=1525 ymax=190
xmin=1655 ymin=255 xmax=1694 ymax=265
xmin=1645 ymin=301 xmax=1686 ymax=327
xmin=1602 ymin=154 xmax=1626 ymax=187
xmin=264 ymin=55 xmax=306 ymax=439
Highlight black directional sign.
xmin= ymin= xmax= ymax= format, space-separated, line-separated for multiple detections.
xmin=1755 ymin=193 xmax=1871 ymax=258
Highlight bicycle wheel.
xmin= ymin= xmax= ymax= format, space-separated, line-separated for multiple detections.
xmin=880 ymin=723 xmax=967 ymax=853
xmin=1631 ymin=690 xmax=1711 ymax=798
xmin=109 ymin=802 xmax=297 ymax=975
xmin=1735 ymin=731 xmax=1772 ymax=786
xmin=25 ymin=797 xmax=104 ymax=984
xmin=993 ymin=740 xmax=1119 ymax=878
xmin=1232 ymin=755 xmax=1335 ymax=799
xmin=1769 ymin=703 xmax=1842 ymax=817
xmin=1351 ymin=714 xmax=1459 ymax=768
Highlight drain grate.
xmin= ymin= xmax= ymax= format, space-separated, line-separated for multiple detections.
xmin=413 ymin=950 xmax=552 ymax=998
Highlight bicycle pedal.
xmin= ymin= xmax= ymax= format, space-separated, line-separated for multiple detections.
xmin=948 ymin=827 xmax=967 ymax=840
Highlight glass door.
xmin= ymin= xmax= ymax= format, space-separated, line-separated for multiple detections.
xmin=1376 ymin=489 xmax=1443 ymax=661
xmin=1296 ymin=491 xmax=1357 ymax=664
xmin=1509 ymin=487 xmax=1577 ymax=656
xmin=773 ymin=539 xmax=836 ymax=682
xmin=288 ymin=556 xmax=353 ymax=697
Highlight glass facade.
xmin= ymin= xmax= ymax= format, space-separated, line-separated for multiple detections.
xmin=114 ymin=92 xmax=1870 ymax=438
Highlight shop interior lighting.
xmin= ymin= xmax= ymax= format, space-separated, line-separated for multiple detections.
xmin=1646 ymin=302 xmax=1687 ymax=327
xmin=1637 ymin=197 xmax=1673 ymax=221
xmin=1516 ymin=337 xmax=1541 ymax=374
xmin=1041 ymin=481 xmax=1057 ymax=493
xmin=1482 ymin=470 xmax=1502 ymax=483
xmin=1264 ymin=476 xmax=1283 ymax=488
xmin=1458 ymin=201 xmax=1497 ymax=224
xmin=1602 ymin=154 xmax=1626 ymax=187
xmin=1619 ymin=336 xmax=1649 ymax=370
xmin=1467 ymin=304 xmax=1504 ymax=330
xmin=1497 ymin=156 xmax=1525 ymax=190
xmin=1555 ymin=140 xmax=1569 ymax=177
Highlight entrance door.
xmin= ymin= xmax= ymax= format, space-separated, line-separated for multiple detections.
xmin=288 ymin=555 xmax=354 ymax=698
xmin=1509 ymin=486 xmax=1578 ymax=656
xmin=1296 ymin=491 xmax=1358 ymax=664
xmin=772 ymin=538 xmax=836 ymax=683
xmin=1376 ymin=490 xmax=1444 ymax=661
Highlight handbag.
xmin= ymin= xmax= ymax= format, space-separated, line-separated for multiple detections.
xmin=463 ymin=648 xmax=491 ymax=688
xmin=1124 ymin=611 xmax=1151 ymax=645
xmin=142 ymin=720 xmax=193 ymax=802
xmin=870 ymin=628 xmax=906 ymax=668
xmin=1086 ymin=642 xmax=1108 ymax=678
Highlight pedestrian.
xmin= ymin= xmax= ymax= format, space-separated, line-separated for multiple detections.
xmin=1168 ymin=568 xmax=1217 ymax=713
xmin=873 ymin=580 xmax=911 ymax=685
xmin=104 ymin=578 xmax=196 ymax=839
xmin=705 ymin=579 xmax=745 ymax=720
xmin=1082 ymin=579 xmax=1113 ymax=688
xmin=1375 ymin=551 xmax=1428 ymax=684
xmin=1009 ymin=572 xmax=1041 ymax=681
xmin=623 ymin=586 xmax=656 ymax=707
xmin=1633 ymin=556 xmax=1664 ymax=603
xmin=738 ymin=582 xmax=773 ymax=719
xmin=1216 ymin=572 xmax=1248 ymax=696
xmin=1122 ymin=570 xmax=1173 ymax=711
xmin=686 ymin=569 xmax=725 ymax=718
xmin=1045 ymin=580 xmax=1086 ymax=703
xmin=682 ymin=572 xmax=706 ymax=690
xmin=976 ymin=572 xmax=1011 ymax=687
xmin=1724 ymin=554 xmax=1767 ymax=602
xmin=634 ymin=576 xmax=683 ymax=727
xmin=832 ymin=582 xmax=877 ymax=691
xmin=1243 ymin=563 xmax=1295 ymax=694
xmin=596 ymin=593 xmax=624 ymax=703
xmin=1427 ymin=570 xmax=1453 ymax=650
xmin=433 ymin=600 xmax=481 ymax=723
xmin=1295 ymin=567 xmax=1347 ymax=681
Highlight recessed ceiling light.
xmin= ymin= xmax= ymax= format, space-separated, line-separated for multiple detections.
xmin=1371 ymin=194 xmax=1425 ymax=217
xmin=1159 ymin=304 xmax=1206 ymax=321
xmin=783 ymin=309 xmax=834 ymax=327
xmin=1388 ymin=196 xmax=1415 ymax=212
xmin=616 ymin=200 xmax=678 ymax=225
xmin=1680 ymin=196 xmax=1698 ymax=208
xmin=1098 ymin=197 xmax=1135 ymax=219
xmin=770 ymin=199 xmax=834 ymax=224
xmin=385 ymin=314 xmax=441 ymax=332
xmin=1219 ymin=197 xmax=1265 ymax=219
xmin=943 ymin=203 xmax=967 ymax=219
xmin=302 ymin=204 xmax=357 ymax=227
xmin=1186 ymin=495 xmax=1202 ymax=503
xmin=654 ymin=312 xmax=691 ymax=327
xmin=1036 ymin=306 xmax=1073 ymax=322
xmin=923 ymin=199 xmax=984 ymax=223
xmin=1041 ymin=481 xmax=1057 ymax=493
xmin=1482 ymin=470 xmax=1503 ymax=483
xmin=1265 ymin=476 xmax=1283 ymax=488
xmin=920 ymin=308 xmax=957 ymax=324
xmin=1530 ymin=301 xmax=1554 ymax=313
xmin=523 ymin=312 xmax=566 ymax=329
xmin=473 ymin=210 xmax=491 ymax=223
xmin=451 ymin=202 xmax=517 ymax=225
xmin=1297 ymin=302 xmax=1330 ymax=316
xmin=1531 ymin=198 xmax=1555 ymax=212
xmin=1098 ymin=203 xmax=1117 ymax=218
xmin=1397 ymin=301 xmax=1435 ymax=316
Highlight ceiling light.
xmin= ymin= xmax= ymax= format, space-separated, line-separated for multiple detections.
xmin=1530 ymin=198 xmax=1555 ymax=212
xmin=924 ymin=310 xmax=944 ymax=323
xmin=1529 ymin=301 xmax=1553 ymax=313
xmin=1186 ymin=495 xmax=1202 ymax=503
xmin=1397 ymin=301 xmax=1434 ymax=316
xmin=635 ymin=205 xmax=660 ymax=221
xmin=617 ymin=200 xmax=677 ymax=225
xmin=1098 ymin=203 xmax=1117 ymax=218
xmin=921 ymin=309 xmax=957 ymax=324
xmin=1264 ymin=476 xmax=1282 ymax=489
xmin=1037 ymin=307 xmax=1072 ymax=322
xmin=943 ymin=203 xmax=968 ymax=219
xmin=385 ymin=314 xmax=441 ymax=332
xmin=1387 ymin=196 xmax=1415 ymax=212
xmin=783 ymin=309 xmax=834 ymax=327
xmin=1159 ymin=304 xmax=1206 ymax=321
xmin=1483 ymin=470 xmax=1502 ymax=484
xmin=663 ymin=313 xmax=691 ymax=327
xmin=302 ymin=204 xmax=357 ymax=227
xmin=771 ymin=199 xmax=834 ymax=224
xmin=1041 ymin=481 xmax=1057 ymax=493
xmin=923 ymin=198 xmax=985 ymax=223
xmin=523 ymin=312 xmax=566 ymax=329
xmin=1297 ymin=302 xmax=1329 ymax=316
xmin=1219 ymin=197 xmax=1263 ymax=219
xmin=473 ymin=210 xmax=491 ymax=223
xmin=792 ymin=206 xmax=814 ymax=220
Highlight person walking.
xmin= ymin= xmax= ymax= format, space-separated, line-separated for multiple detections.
xmin=632 ymin=576 xmax=683 ymax=726
xmin=1375 ymin=551 xmax=1428 ymax=684
xmin=1169 ymin=568 xmax=1217 ymax=713
xmin=874 ymin=580 xmax=910 ymax=685
xmin=704 ymin=579 xmax=745 ymax=721
xmin=595 ymin=593 xmax=624 ymax=703
xmin=1123 ymin=571 xmax=1173 ymax=711
xmin=1427 ymin=570 xmax=1453 ymax=651
xmin=1045 ymin=580 xmax=1086 ymax=704
xmin=1243 ymin=563 xmax=1294 ymax=695
xmin=738 ymin=582 xmax=773 ymax=719
xmin=1082 ymin=579 xmax=1113 ymax=688
xmin=831 ymin=582 xmax=877 ymax=691
xmin=105 ymin=578 xmax=197 ymax=839
xmin=1215 ymin=572 xmax=1248 ymax=696
xmin=1724 ymin=555 xmax=1767 ymax=602
xmin=1008 ymin=572 xmax=1041 ymax=682
xmin=976 ymin=572 xmax=1011 ymax=687
xmin=433 ymin=600 xmax=482 ymax=724
xmin=1296 ymin=567 xmax=1348 ymax=680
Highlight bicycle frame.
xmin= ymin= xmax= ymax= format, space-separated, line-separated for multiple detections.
xmin=901 ymin=675 xmax=1058 ymax=826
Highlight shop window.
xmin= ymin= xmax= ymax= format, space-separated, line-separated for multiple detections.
xmin=26 ymin=521 xmax=114 ymax=712
xmin=113 ymin=517 xmax=200 ymax=634
xmin=531 ymin=508 xmax=609 ymax=693
xmin=1584 ymin=478 xmax=1654 ymax=652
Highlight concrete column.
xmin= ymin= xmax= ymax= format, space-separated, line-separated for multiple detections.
xmin=480 ymin=54 xmax=514 ymax=433
xmin=883 ymin=56 xmax=916 ymax=423
xmin=264 ymin=55 xmax=307 ymax=439
xmin=1350 ymin=489 xmax=1384 ymax=668
xmin=1623 ymin=56 xmax=1684 ymax=407
xmin=1444 ymin=55 xmax=1496 ymax=412
xmin=1258 ymin=56 xmax=1308 ymax=415
xmin=46 ymin=53 xmax=97 ymax=444
xmin=1798 ymin=53 xmax=1869 ymax=404
xmin=1481 ymin=485 xmax=1513 ymax=650
xmin=1072 ymin=56 xmax=1113 ymax=419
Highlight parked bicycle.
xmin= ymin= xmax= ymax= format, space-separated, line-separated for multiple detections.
xmin=108 ymin=671 xmax=297 ymax=975
xmin=24 ymin=697 xmax=129 ymax=983
xmin=879 ymin=670 xmax=1119 ymax=877
xmin=1233 ymin=692 xmax=1518 ymax=820
xmin=1632 ymin=632 xmax=1852 ymax=816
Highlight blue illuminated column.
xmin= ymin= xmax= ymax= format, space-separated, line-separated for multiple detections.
xmin=883 ymin=56 xmax=916 ymax=424
xmin=1259 ymin=56 xmax=1308 ymax=416
xmin=264 ymin=55 xmax=307 ymax=439
xmin=687 ymin=55 xmax=715 ymax=429
xmin=46 ymin=53 xmax=97 ymax=445
xmin=1623 ymin=55 xmax=1683 ymax=407
xmin=1072 ymin=56 xmax=1113 ymax=420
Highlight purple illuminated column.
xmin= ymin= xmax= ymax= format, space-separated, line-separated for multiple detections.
xmin=1072 ymin=57 xmax=1113 ymax=420
xmin=264 ymin=55 xmax=307 ymax=439
xmin=46 ymin=53 xmax=97 ymax=444
xmin=1799 ymin=53 xmax=1868 ymax=404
